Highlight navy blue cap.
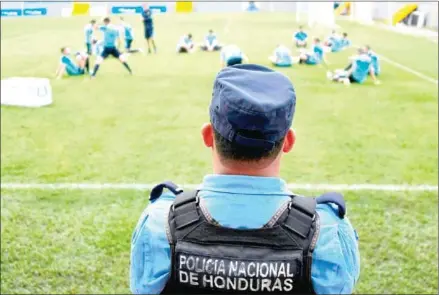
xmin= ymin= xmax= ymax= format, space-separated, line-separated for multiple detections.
xmin=210 ymin=64 xmax=296 ymax=149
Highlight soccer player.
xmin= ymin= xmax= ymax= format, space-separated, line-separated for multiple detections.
xmin=84 ymin=19 xmax=97 ymax=55
xmin=269 ymin=45 xmax=293 ymax=67
xmin=90 ymin=17 xmax=133 ymax=78
xmin=119 ymin=17 xmax=142 ymax=54
xmin=176 ymin=33 xmax=195 ymax=53
xmin=366 ymin=45 xmax=380 ymax=76
xmin=330 ymin=32 xmax=351 ymax=53
xmin=142 ymin=3 xmax=157 ymax=54
xmin=324 ymin=30 xmax=340 ymax=47
xmin=293 ymin=26 xmax=308 ymax=48
xmin=220 ymin=44 xmax=249 ymax=68
xmin=92 ymin=39 xmax=104 ymax=57
xmin=55 ymin=47 xmax=89 ymax=79
xmin=326 ymin=47 xmax=380 ymax=85
xmin=200 ymin=29 xmax=222 ymax=52
xmin=297 ymin=38 xmax=327 ymax=66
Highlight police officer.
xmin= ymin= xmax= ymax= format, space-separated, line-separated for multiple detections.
xmin=130 ymin=64 xmax=360 ymax=294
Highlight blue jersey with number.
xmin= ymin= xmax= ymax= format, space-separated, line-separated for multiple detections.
xmin=368 ymin=51 xmax=380 ymax=75
xmin=352 ymin=54 xmax=372 ymax=83
xmin=100 ymin=25 xmax=119 ymax=48
xmin=294 ymin=31 xmax=308 ymax=41
xmin=84 ymin=23 xmax=94 ymax=44
xmin=61 ymin=55 xmax=79 ymax=75
xmin=122 ymin=23 xmax=133 ymax=40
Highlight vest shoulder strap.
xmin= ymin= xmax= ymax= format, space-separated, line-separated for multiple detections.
xmin=316 ymin=192 xmax=346 ymax=219
xmin=282 ymin=195 xmax=317 ymax=239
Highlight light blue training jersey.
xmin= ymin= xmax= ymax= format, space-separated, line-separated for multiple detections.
xmin=221 ymin=45 xmax=243 ymax=63
xmin=60 ymin=55 xmax=79 ymax=75
xmin=99 ymin=24 xmax=120 ymax=48
xmin=275 ymin=46 xmax=292 ymax=65
xmin=130 ymin=175 xmax=360 ymax=294
xmin=84 ymin=23 xmax=94 ymax=44
xmin=352 ymin=54 xmax=373 ymax=83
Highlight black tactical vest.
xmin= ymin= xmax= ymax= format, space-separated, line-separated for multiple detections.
xmin=161 ymin=191 xmax=320 ymax=294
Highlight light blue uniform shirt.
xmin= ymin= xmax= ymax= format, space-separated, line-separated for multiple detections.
xmin=122 ymin=23 xmax=134 ymax=40
xmin=221 ymin=45 xmax=243 ymax=63
xmin=205 ymin=34 xmax=217 ymax=46
xmin=275 ymin=46 xmax=292 ymax=65
xmin=130 ymin=175 xmax=360 ymax=294
xmin=294 ymin=31 xmax=308 ymax=42
xmin=84 ymin=23 xmax=94 ymax=44
xmin=306 ymin=45 xmax=324 ymax=65
xmin=352 ymin=54 xmax=372 ymax=83
xmin=60 ymin=55 xmax=79 ymax=75
xmin=99 ymin=25 xmax=119 ymax=48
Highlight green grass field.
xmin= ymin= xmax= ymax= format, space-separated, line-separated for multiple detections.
xmin=1 ymin=13 xmax=438 ymax=294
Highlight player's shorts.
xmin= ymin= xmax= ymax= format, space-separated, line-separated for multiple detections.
xmin=144 ymin=26 xmax=154 ymax=39
xmin=227 ymin=57 xmax=243 ymax=66
xmin=85 ymin=43 xmax=92 ymax=55
xmin=66 ymin=67 xmax=85 ymax=76
xmin=125 ymin=39 xmax=133 ymax=50
xmin=305 ymin=55 xmax=319 ymax=65
xmin=201 ymin=45 xmax=222 ymax=51
xmin=101 ymin=47 xmax=121 ymax=59
xmin=296 ymin=40 xmax=307 ymax=47
xmin=273 ymin=62 xmax=292 ymax=67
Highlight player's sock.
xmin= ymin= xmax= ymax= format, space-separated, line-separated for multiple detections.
xmin=91 ymin=64 xmax=100 ymax=77
xmin=122 ymin=62 xmax=132 ymax=74
xmin=128 ymin=49 xmax=140 ymax=53
xmin=85 ymin=59 xmax=90 ymax=72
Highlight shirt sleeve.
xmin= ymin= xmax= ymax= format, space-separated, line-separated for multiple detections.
xmin=312 ymin=204 xmax=360 ymax=294
xmin=130 ymin=193 xmax=175 ymax=294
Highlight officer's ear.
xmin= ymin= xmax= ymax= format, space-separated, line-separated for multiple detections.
xmin=201 ymin=123 xmax=214 ymax=148
xmin=282 ymin=129 xmax=296 ymax=153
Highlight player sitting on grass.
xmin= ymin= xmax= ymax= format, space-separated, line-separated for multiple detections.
xmin=200 ymin=29 xmax=222 ymax=52
xmin=90 ymin=17 xmax=133 ymax=78
xmin=220 ymin=44 xmax=249 ymax=68
xmin=297 ymin=38 xmax=327 ymax=66
xmin=269 ymin=45 xmax=293 ymax=67
xmin=324 ymin=30 xmax=340 ymax=47
xmin=293 ymin=26 xmax=308 ymax=48
xmin=119 ymin=17 xmax=143 ymax=54
xmin=366 ymin=45 xmax=380 ymax=76
xmin=55 ymin=47 xmax=89 ymax=79
xmin=176 ymin=33 xmax=195 ymax=53
xmin=329 ymin=32 xmax=351 ymax=53
xmin=326 ymin=47 xmax=380 ymax=85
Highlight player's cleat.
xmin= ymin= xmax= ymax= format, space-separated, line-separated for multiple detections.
xmin=342 ymin=78 xmax=350 ymax=86
xmin=326 ymin=71 xmax=333 ymax=80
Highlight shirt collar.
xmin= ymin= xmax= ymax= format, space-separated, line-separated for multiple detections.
xmin=199 ymin=174 xmax=292 ymax=196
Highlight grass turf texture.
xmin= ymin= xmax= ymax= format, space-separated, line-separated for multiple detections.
xmin=1 ymin=13 xmax=438 ymax=294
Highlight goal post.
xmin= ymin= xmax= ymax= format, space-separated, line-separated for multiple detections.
xmin=350 ymin=2 xmax=374 ymax=25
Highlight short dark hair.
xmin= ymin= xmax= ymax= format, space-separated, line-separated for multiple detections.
xmin=60 ymin=47 xmax=66 ymax=53
xmin=343 ymin=32 xmax=348 ymax=37
xmin=213 ymin=129 xmax=284 ymax=162
xmin=91 ymin=19 xmax=96 ymax=24
xmin=314 ymin=37 xmax=320 ymax=43
xmin=188 ymin=33 xmax=193 ymax=38
xmin=299 ymin=25 xmax=303 ymax=29
xmin=365 ymin=44 xmax=371 ymax=50
xmin=103 ymin=17 xmax=110 ymax=23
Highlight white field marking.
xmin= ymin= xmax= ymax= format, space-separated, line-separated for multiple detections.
xmin=351 ymin=44 xmax=438 ymax=85
xmin=0 ymin=183 xmax=437 ymax=192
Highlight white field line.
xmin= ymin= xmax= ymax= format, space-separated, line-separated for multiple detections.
xmin=351 ymin=44 xmax=438 ymax=85
xmin=0 ymin=183 xmax=437 ymax=192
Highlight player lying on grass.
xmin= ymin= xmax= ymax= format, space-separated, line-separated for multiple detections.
xmin=296 ymin=38 xmax=328 ymax=66
xmin=220 ymin=44 xmax=249 ymax=68
xmin=293 ymin=26 xmax=308 ymax=48
xmin=90 ymin=17 xmax=133 ymax=78
xmin=176 ymin=33 xmax=195 ymax=53
xmin=119 ymin=17 xmax=143 ymax=54
xmin=328 ymin=32 xmax=351 ymax=53
xmin=55 ymin=47 xmax=89 ymax=79
xmin=326 ymin=47 xmax=380 ymax=85
xmin=200 ymin=29 xmax=222 ymax=52
xmin=84 ymin=19 xmax=97 ymax=55
xmin=269 ymin=45 xmax=293 ymax=67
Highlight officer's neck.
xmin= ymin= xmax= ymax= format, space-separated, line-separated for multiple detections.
xmin=213 ymin=157 xmax=281 ymax=177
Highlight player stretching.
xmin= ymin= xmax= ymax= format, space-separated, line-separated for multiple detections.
xmin=269 ymin=45 xmax=293 ymax=67
xmin=120 ymin=17 xmax=143 ymax=54
xmin=142 ymin=3 xmax=157 ymax=54
xmin=84 ymin=19 xmax=97 ymax=55
xmin=327 ymin=48 xmax=380 ymax=85
xmin=55 ymin=47 xmax=89 ymax=79
xmin=220 ymin=44 xmax=249 ymax=68
xmin=293 ymin=26 xmax=308 ymax=48
xmin=90 ymin=17 xmax=133 ymax=78
xmin=296 ymin=38 xmax=328 ymax=66
xmin=200 ymin=30 xmax=222 ymax=51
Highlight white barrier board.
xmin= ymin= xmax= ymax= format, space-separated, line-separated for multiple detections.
xmin=1 ymin=77 xmax=53 ymax=108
